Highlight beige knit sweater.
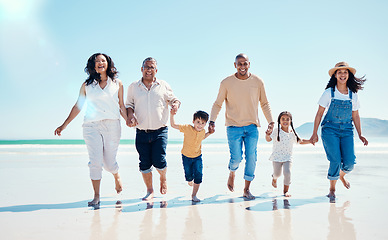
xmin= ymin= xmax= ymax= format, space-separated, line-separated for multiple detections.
xmin=210 ymin=73 xmax=273 ymax=127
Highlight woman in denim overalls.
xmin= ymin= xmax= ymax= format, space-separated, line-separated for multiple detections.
xmin=310 ymin=62 xmax=368 ymax=201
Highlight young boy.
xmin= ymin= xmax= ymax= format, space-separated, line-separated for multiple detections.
xmin=170 ymin=110 xmax=214 ymax=202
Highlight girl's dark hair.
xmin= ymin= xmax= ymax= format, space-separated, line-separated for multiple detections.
xmin=84 ymin=53 xmax=118 ymax=86
xmin=325 ymin=70 xmax=366 ymax=93
xmin=277 ymin=111 xmax=300 ymax=142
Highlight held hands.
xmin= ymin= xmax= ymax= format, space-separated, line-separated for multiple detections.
xmin=208 ymin=121 xmax=215 ymax=134
xmin=309 ymin=133 xmax=319 ymax=146
xmin=171 ymin=101 xmax=180 ymax=115
xmin=170 ymin=108 xmax=177 ymax=116
xmin=265 ymin=122 xmax=275 ymax=136
xmin=126 ymin=116 xmax=138 ymax=127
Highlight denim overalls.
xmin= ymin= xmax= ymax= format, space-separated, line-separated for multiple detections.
xmin=321 ymin=87 xmax=356 ymax=180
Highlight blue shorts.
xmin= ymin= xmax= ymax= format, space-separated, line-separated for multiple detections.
xmin=135 ymin=127 xmax=168 ymax=173
xmin=182 ymin=154 xmax=203 ymax=184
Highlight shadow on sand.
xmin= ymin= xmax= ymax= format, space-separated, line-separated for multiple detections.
xmin=246 ymin=195 xmax=328 ymax=212
xmin=0 ymin=193 xmax=329 ymax=213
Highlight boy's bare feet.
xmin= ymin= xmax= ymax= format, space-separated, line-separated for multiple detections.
xmin=272 ymin=178 xmax=277 ymax=188
xmin=142 ymin=190 xmax=154 ymax=201
xmin=227 ymin=171 xmax=235 ymax=192
xmin=243 ymin=189 xmax=255 ymax=200
xmin=114 ymin=173 xmax=123 ymax=194
xmin=188 ymin=181 xmax=193 ymax=187
xmin=88 ymin=195 xmax=100 ymax=206
xmin=192 ymin=196 xmax=200 ymax=202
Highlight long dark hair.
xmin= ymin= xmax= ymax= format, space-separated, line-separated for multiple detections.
xmin=276 ymin=111 xmax=300 ymax=142
xmin=325 ymin=70 xmax=366 ymax=93
xmin=84 ymin=53 xmax=118 ymax=86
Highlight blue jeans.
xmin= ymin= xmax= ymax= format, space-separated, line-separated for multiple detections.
xmin=182 ymin=154 xmax=203 ymax=184
xmin=135 ymin=127 xmax=168 ymax=173
xmin=321 ymin=126 xmax=356 ymax=180
xmin=226 ymin=124 xmax=258 ymax=181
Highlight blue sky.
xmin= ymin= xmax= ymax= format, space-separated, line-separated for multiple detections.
xmin=0 ymin=0 xmax=387 ymax=140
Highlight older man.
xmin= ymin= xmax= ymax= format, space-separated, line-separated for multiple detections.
xmin=126 ymin=57 xmax=180 ymax=201
xmin=209 ymin=53 xmax=274 ymax=200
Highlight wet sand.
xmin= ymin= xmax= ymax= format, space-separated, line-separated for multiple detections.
xmin=0 ymin=141 xmax=387 ymax=239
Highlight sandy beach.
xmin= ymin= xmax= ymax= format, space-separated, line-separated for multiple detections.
xmin=0 ymin=139 xmax=387 ymax=239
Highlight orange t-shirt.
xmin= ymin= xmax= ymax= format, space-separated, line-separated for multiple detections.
xmin=179 ymin=124 xmax=206 ymax=158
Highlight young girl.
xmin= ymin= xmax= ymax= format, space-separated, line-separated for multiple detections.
xmin=266 ymin=111 xmax=312 ymax=197
xmin=310 ymin=62 xmax=368 ymax=202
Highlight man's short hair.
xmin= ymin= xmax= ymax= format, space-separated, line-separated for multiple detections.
xmin=193 ymin=110 xmax=209 ymax=122
xmin=142 ymin=57 xmax=157 ymax=67
xmin=235 ymin=53 xmax=249 ymax=62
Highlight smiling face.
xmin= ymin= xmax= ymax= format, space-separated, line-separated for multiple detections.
xmin=141 ymin=60 xmax=157 ymax=81
xmin=234 ymin=57 xmax=250 ymax=79
xmin=193 ymin=118 xmax=207 ymax=132
xmin=279 ymin=114 xmax=291 ymax=132
xmin=94 ymin=54 xmax=108 ymax=74
xmin=335 ymin=69 xmax=349 ymax=85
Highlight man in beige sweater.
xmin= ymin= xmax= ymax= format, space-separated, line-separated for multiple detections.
xmin=209 ymin=53 xmax=274 ymax=200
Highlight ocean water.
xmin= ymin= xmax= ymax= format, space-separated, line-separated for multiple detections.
xmin=1 ymin=137 xmax=386 ymax=189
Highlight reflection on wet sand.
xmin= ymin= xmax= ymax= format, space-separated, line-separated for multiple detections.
xmin=89 ymin=210 xmax=102 ymax=240
xmin=89 ymin=202 xmax=121 ymax=240
xmin=182 ymin=205 xmax=203 ymax=239
xmin=244 ymin=200 xmax=258 ymax=239
xmin=272 ymin=199 xmax=292 ymax=240
xmin=327 ymin=201 xmax=355 ymax=240
xmin=139 ymin=201 xmax=168 ymax=240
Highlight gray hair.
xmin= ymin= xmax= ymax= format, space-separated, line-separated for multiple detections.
xmin=142 ymin=57 xmax=157 ymax=67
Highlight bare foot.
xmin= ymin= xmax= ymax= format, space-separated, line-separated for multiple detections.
xmin=283 ymin=185 xmax=290 ymax=197
xmin=114 ymin=173 xmax=123 ymax=194
xmin=160 ymin=179 xmax=167 ymax=195
xmin=88 ymin=195 xmax=100 ymax=206
xmin=227 ymin=171 xmax=235 ymax=192
xmin=284 ymin=192 xmax=291 ymax=197
xmin=142 ymin=191 xmax=154 ymax=201
xmin=188 ymin=181 xmax=193 ymax=187
xmin=327 ymin=190 xmax=336 ymax=203
xmin=339 ymin=175 xmax=350 ymax=189
xmin=243 ymin=189 xmax=255 ymax=200
xmin=272 ymin=178 xmax=277 ymax=188
xmin=192 ymin=195 xmax=201 ymax=202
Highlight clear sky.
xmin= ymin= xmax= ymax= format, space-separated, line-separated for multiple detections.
xmin=0 ymin=0 xmax=387 ymax=140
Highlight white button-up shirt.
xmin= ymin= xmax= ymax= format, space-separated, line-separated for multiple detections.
xmin=125 ymin=78 xmax=179 ymax=130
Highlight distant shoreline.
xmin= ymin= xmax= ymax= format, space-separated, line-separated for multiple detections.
xmin=1 ymin=137 xmax=387 ymax=145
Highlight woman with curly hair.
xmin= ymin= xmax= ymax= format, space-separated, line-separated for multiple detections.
xmin=55 ymin=53 xmax=127 ymax=206
xmin=310 ymin=62 xmax=368 ymax=202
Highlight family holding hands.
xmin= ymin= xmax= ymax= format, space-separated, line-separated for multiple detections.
xmin=55 ymin=53 xmax=368 ymax=206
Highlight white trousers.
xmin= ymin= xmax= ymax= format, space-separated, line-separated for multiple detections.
xmin=83 ymin=119 xmax=121 ymax=180
xmin=272 ymin=161 xmax=292 ymax=186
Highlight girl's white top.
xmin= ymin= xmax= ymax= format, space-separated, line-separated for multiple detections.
xmin=269 ymin=128 xmax=298 ymax=162
xmin=84 ymin=77 xmax=121 ymax=123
